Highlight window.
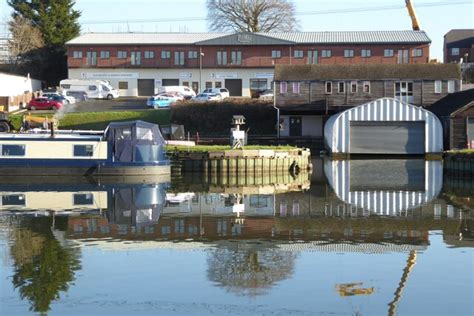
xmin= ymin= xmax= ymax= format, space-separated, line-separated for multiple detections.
xmin=325 ymin=81 xmax=332 ymax=94
xmin=412 ymin=48 xmax=422 ymax=57
xmin=74 ymin=144 xmax=94 ymax=157
xmin=188 ymin=225 xmax=198 ymax=235
xmin=217 ymin=51 xmax=227 ymax=65
xmin=161 ymin=50 xmax=171 ymax=59
xmin=182 ymin=81 xmax=189 ymax=87
xmin=174 ymin=51 xmax=185 ymax=65
xmin=88 ymin=85 xmax=97 ymax=91
xmin=131 ymin=51 xmax=141 ymax=65
xmin=280 ymin=81 xmax=288 ymax=94
xmin=117 ymin=51 xmax=127 ymax=59
xmin=144 ymin=51 xmax=154 ymax=59
xmin=448 ymin=80 xmax=455 ymax=93
xmin=294 ymin=50 xmax=304 ymax=58
xmin=394 ymin=81 xmax=413 ymax=98
xmin=86 ymin=51 xmax=97 ymax=66
xmin=451 ymin=47 xmax=460 ymax=56
xmin=231 ymin=51 xmax=242 ymax=65
xmin=434 ymin=80 xmax=442 ymax=93
xmin=350 ymin=81 xmax=358 ymax=93
xmin=205 ymin=81 xmax=212 ymax=89
xmin=308 ymin=50 xmax=318 ymax=64
xmin=118 ymin=81 xmax=128 ymax=89
xmin=73 ymin=193 xmax=94 ymax=205
xmin=292 ymin=82 xmax=300 ymax=94
xmin=188 ymin=51 xmax=198 ymax=59
xmin=217 ymin=220 xmax=227 ymax=236
xmin=1 ymin=144 xmax=25 ymax=156
xmin=321 ymin=50 xmax=332 ymax=58
xmin=384 ymin=49 xmax=394 ymax=57
xmin=73 ymin=51 xmax=82 ymax=58
xmin=174 ymin=219 xmax=185 ymax=234
xmin=361 ymin=49 xmax=371 ymax=58
xmin=215 ymin=81 xmax=222 ymax=88
xmin=250 ymin=79 xmax=268 ymax=92
xmin=161 ymin=226 xmax=171 ymax=235
xmin=344 ymin=49 xmax=354 ymax=58
xmin=100 ymin=50 xmax=110 ymax=59
xmin=338 ymin=82 xmax=345 ymax=93
xmin=271 ymin=50 xmax=281 ymax=58
xmin=362 ymin=81 xmax=370 ymax=93
xmin=2 ymin=194 xmax=25 ymax=206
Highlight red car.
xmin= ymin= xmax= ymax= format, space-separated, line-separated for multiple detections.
xmin=27 ymin=97 xmax=63 ymax=111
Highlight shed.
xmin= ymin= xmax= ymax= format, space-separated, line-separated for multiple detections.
xmin=426 ymin=89 xmax=474 ymax=149
xmin=324 ymin=98 xmax=443 ymax=154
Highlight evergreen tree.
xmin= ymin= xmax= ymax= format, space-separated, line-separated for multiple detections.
xmin=7 ymin=0 xmax=81 ymax=85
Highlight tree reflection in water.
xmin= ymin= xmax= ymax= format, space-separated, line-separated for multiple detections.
xmin=9 ymin=216 xmax=81 ymax=314
xmin=207 ymin=242 xmax=296 ymax=296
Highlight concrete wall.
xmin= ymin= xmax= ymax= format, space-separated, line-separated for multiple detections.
xmin=280 ymin=115 xmax=323 ymax=137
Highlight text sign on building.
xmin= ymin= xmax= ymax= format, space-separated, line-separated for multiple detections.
xmin=215 ymin=73 xmax=238 ymax=79
xmin=237 ymin=34 xmax=252 ymax=44
xmin=179 ymin=72 xmax=192 ymax=79
xmin=255 ymin=73 xmax=274 ymax=79
xmin=81 ymin=72 xmax=139 ymax=79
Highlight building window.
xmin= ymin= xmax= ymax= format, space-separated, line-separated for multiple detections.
xmin=325 ymin=81 xmax=332 ymax=94
xmin=100 ymin=50 xmax=110 ymax=59
xmin=144 ymin=51 xmax=154 ymax=59
xmin=338 ymin=82 xmax=345 ymax=93
xmin=321 ymin=50 xmax=332 ymax=58
xmin=412 ymin=48 xmax=422 ymax=57
xmin=161 ymin=226 xmax=171 ymax=235
xmin=73 ymin=193 xmax=94 ymax=205
xmin=118 ymin=81 xmax=128 ymax=90
xmin=451 ymin=47 xmax=460 ymax=56
xmin=215 ymin=81 xmax=222 ymax=88
xmin=117 ymin=51 xmax=127 ymax=59
xmin=2 ymin=194 xmax=26 ymax=206
xmin=434 ymin=80 xmax=442 ymax=93
xmin=174 ymin=219 xmax=185 ymax=234
xmin=271 ymin=50 xmax=281 ymax=59
xmin=350 ymin=81 xmax=358 ymax=93
xmin=394 ymin=81 xmax=413 ymax=98
xmin=131 ymin=51 xmax=141 ymax=65
xmin=0 ymin=144 xmax=25 ymax=156
xmin=73 ymin=51 xmax=82 ymax=58
xmin=280 ymin=81 xmax=288 ymax=94
xmin=448 ymin=80 xmax=455 ymax=93
xmin=308 ymin=50 xmax=318 ymax=64
xmin=362 ymin=81 xmax=371 ymax=93
xmin=73 ymin=144 xmax=94 ymax=157
xmin=294 ymin=50 xmax=304 ymax=58
xmin=344 ymin=49 xmax=354 ymax=58
xmin=231 ymin=51 xmax=242 ymax=65
xmin=217 ymin=51 xmax=227 ymax=65
xmin=174 ymin=51 xmax=185 ymax=65
xmin=361 ymin=49 xmax=371 ymax=58
xmin=292 ymin=82 xmax=300 ymax=94
xmin=250 ymin=79 xmax=268 ymax=92
xmin=161 ymin=51 xmax=171 ymax=59
xmin=182 ymin=81 xmax=189 ymax=87
xmin=188 ymin=51 xmax=198 ymax=59
xmin=86 ymin=51 xmax=97 ymax=66
xmin=384 ymin=49 xmax=394 ymax=57
xmin=205 ymin=81 xmax=213 ymax=89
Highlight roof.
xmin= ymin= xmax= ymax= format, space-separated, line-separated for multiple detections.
xmin=66 ymin=30 xmax=431 ymax=46
xmin=444 ymin=29 xmax=474 ymax=44
xmin=426 ymin=89 xmax=474 ymax=117
xmin=274 ymin=64 xmax=461 ymax=81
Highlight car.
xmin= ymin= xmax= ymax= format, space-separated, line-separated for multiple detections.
xmin=27 ymin=98 xmax=63 ymax=111
xmin=192 ymin=93 xmax=222 ymax=102
xmin=41 ymin=92 xmax=76 ymax=104
xmin=65 ymin=90 xmax=88 ymax=101
xmin=201 ymin=88 xmax=230 ymax=99
xmin=147 ymin=95 xmax=176 ymax=109
xmin=158 ymin=86 xmax=196 ymax=99
xmin=258 ymin=89 xmax=274 ymax=100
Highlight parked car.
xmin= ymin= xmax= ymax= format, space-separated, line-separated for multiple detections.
xmin=41 ymin=91 xmax=75 ymax=104
xmin=192 ymin=93 xmax=222 ymax=102
xmin=258 ymin=89 xmax=274 ymax=100
xmin=65 ymin=90 xmax=88 ymax=101
xmin=201 ymin=88 xmax=230 ymax=99
xmin=158 ymin=86 xmax=196 ymax=99
xmin=27 ymin=98 xmax=63 ymax=111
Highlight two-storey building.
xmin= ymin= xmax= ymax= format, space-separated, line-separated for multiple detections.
xmin=65 ymin=30 xmax=431 ymax=97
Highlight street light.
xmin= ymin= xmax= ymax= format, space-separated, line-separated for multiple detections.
xmin=199 ymin=47 xmax=204 ymax=93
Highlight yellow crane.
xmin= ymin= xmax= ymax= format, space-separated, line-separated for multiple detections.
xmin=405 ymin=0 xmax=421 ymax=31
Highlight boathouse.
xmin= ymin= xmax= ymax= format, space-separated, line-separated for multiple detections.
xmin=324 ymin=98 xmax=443 ymax=154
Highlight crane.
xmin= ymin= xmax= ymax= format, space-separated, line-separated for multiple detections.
xmin=405 ymin=0 xmax=421 ymax=30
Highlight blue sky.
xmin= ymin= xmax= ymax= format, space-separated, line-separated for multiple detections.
xmin=1 ymin=0 xmax=473 ymax=60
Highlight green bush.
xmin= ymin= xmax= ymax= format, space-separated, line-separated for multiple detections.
xmin=170 ymin=99 xmax=276 ymax=136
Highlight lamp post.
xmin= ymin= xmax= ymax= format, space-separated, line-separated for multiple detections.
xmin=199 ymin=46 xmax=204 ymax=93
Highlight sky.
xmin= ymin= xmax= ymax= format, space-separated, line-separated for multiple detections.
xmin=0 ymin=0 xmax=473 ymax=60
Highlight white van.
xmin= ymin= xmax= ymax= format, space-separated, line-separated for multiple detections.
xmin=59 ymin=79 xmax=119 ymax=99
xmin=158 ymin=86 xmax=196 ymax=99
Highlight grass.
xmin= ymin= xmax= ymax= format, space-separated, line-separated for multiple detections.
xmin=446 ymin=149 xmax=474 ymax=155
xmin=168 ymin=144 xmax=297 ymax=152
xmin=10 ymin=109 xmax=170 ymax=131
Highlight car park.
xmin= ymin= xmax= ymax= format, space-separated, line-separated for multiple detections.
xmin=201 ymin=88 xmax=230 ymax=99
xmin=27 ymin=98 xmax=63 ymax=111
xmin=42 ymin=93 xmax=75 ymax=104
xmin=192 ymin=93 xmax=222 ymax=102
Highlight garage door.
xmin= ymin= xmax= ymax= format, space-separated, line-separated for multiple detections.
xmin=225 ymin=79 xmax=242 ymax=96
xmin=137 ymin=79 xmax=154 ymax=96
xmin=162 ymin=79 xmax=179 ymax=86
xmin=350 ymin=121 xmax=425 ymax=154
xmin=467 ymin=118 xmax=474 ymax=146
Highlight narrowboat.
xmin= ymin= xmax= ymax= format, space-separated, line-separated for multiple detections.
xmin=0 ymin=120 xmax=170 ymax=176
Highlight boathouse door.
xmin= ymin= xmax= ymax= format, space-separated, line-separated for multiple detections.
xmin=289 ymin=116 xmax=302 ymax=137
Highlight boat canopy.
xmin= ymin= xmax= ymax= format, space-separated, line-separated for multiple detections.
xmin=106 ymin=120 xmax=166 ymax=163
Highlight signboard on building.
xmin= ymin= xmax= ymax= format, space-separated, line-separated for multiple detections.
xmin=214 ymin=73 xmax=238 ymax=79
xmin=179 ymin=72 xmax=193 ymax=79
xmin=255 ymin=72 xmax=274 ymax=79
xmin=81 ymin=72 xmax=139 ymax=79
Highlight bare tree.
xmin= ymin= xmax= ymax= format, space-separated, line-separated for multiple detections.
xmin=207 ymin=0 xmax=298 ymax=32
xmin=8 ymin=16 xmax=44 ymax=70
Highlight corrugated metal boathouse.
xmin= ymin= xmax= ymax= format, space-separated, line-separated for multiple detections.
xmin=324 ymin=98 xmax=443 ymax=154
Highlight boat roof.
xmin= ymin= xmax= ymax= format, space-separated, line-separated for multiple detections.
xmin=0 ymin=133 xmax=103 ymax=141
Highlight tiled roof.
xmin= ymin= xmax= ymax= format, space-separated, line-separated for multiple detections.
xmin=274 ymin=64 xmax=461 ymax=81
xmin=67 ymin=30 xmax=431 ymax=45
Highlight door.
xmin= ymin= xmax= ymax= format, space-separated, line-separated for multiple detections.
xmin=225 ymin=79 xmax=242 ymax=96
xmin=162 ymin=79 xmax=179 ymax=86
xmin=86 ymin=51 xmax=97 ymax=66
xmin=467 ymin=118 xmax=474 ymax=148
xmin=350 ymin=121 xmax=425 ymax=154
xmin=397 ymin=49 xmax=409 ymax=64
xmin=289 ymin=116 xmax=302 ymax=137
xmin=137 ymin=79 xmax=155 ymax=96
